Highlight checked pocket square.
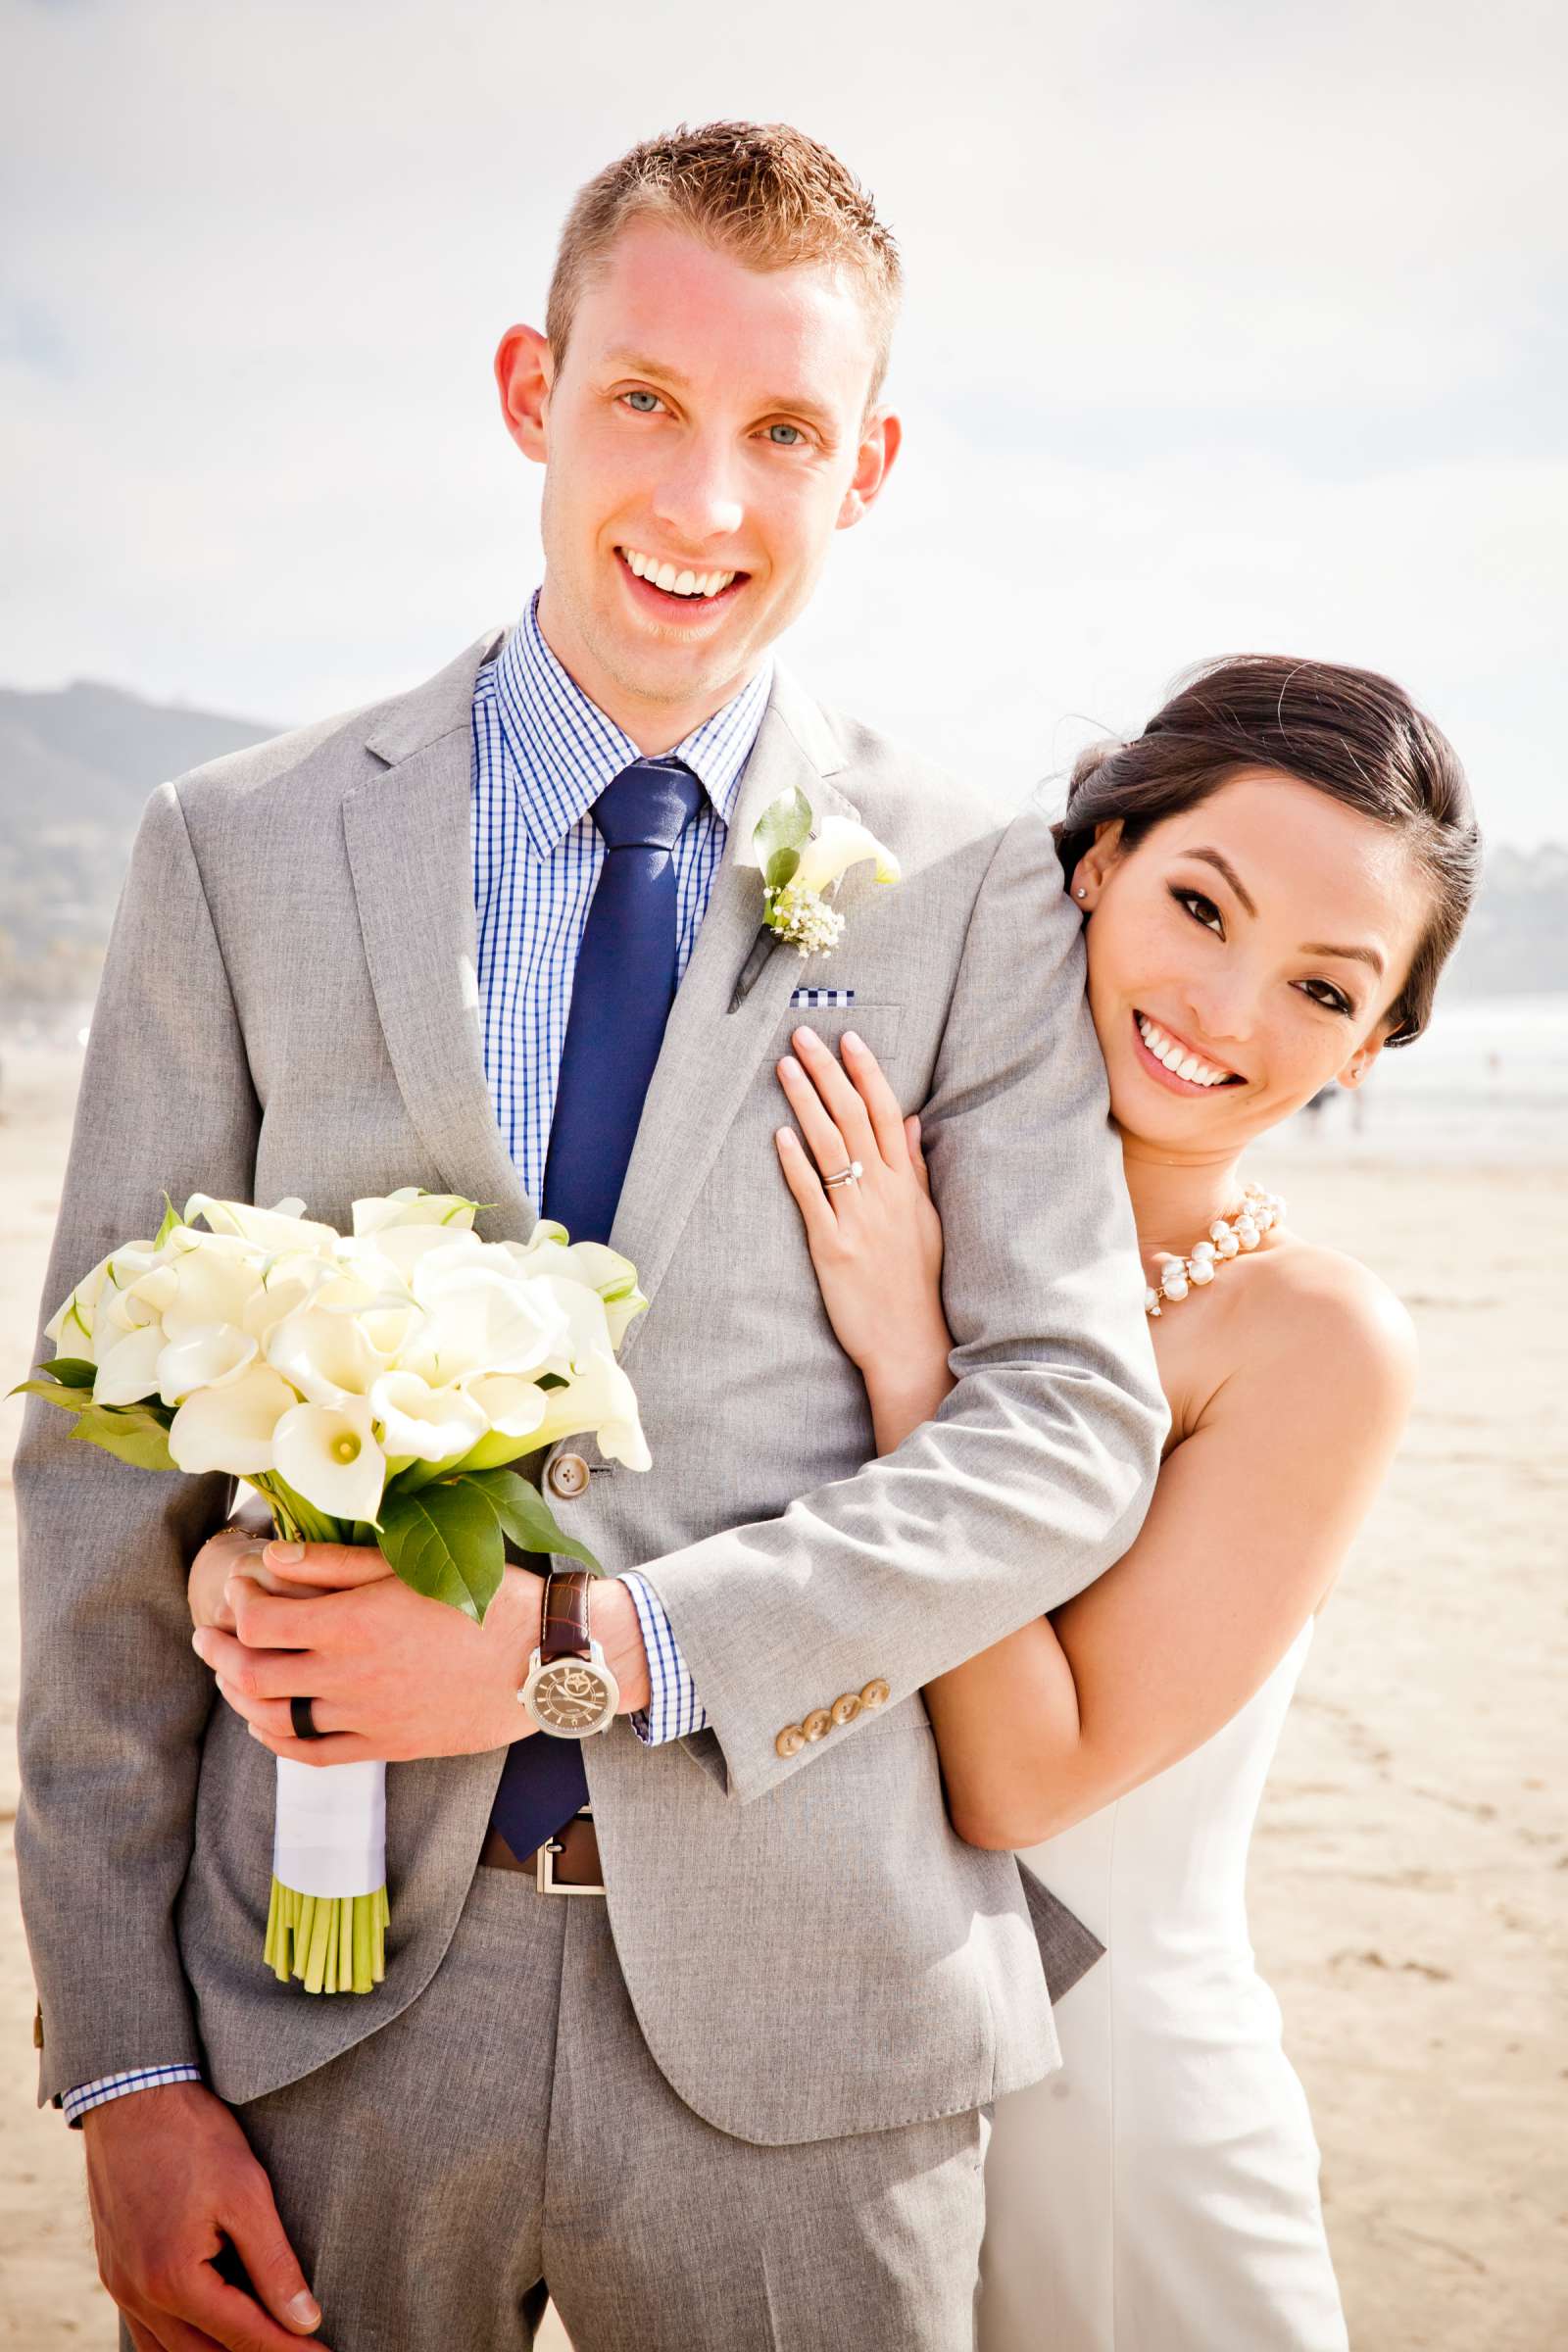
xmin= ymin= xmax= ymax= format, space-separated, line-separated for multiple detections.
xmin=789 ymin=987 xmax=856 ymax=1007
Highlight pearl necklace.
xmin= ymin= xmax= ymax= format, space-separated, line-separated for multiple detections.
xmin=1145 ymin=1184 xmax=1285 ymax=1316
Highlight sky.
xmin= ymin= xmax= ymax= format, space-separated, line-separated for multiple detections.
xmin=4 ymin=0 xmax=1565 ymax=845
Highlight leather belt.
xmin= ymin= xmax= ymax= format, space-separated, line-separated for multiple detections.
xmin=478 ymin=1806 xmax=604 ymax=1895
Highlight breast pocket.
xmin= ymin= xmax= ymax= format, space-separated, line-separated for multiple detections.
xmin=775 ymin=1000 xmax=905 ymax=1066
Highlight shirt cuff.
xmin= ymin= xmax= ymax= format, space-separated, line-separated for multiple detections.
xmin=618 ymin=1571 xmax=709 ymax=1745
xmin=61 ymin=2064 xmax=204 ymax=2130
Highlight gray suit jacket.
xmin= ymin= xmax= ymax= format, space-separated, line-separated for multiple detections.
xmin=16 ymin=629 xmax=1166 ymax=2145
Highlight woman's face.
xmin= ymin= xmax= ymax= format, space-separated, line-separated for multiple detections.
xmin=1076 ymin=770 xmax=1429 ymax=1159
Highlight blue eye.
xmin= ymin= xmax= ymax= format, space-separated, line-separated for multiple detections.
xmin=623 ymin=389 xmax=661 ymax=414
xmin=767 ymin=421 xmax=804 ymax=445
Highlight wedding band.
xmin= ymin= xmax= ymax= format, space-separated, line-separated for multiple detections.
xmin=823 ymin=1160 xmax=863 ymax=1190
xmin=290 ymin=1694 xmax=324 ymax=1740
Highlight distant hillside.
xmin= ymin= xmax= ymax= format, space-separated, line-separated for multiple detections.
xmin=0 ymin=677 xmax=1562 ymax=1014
xmin=0 ymin=680 xmax=280 ymax=1007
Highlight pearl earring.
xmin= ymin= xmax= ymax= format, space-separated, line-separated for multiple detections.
xmin=1075 ymin=887 xmax=1088 ymax=900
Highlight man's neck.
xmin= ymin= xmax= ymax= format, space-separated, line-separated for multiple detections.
xmin=533 ymin=584 xmax=760 ymax=756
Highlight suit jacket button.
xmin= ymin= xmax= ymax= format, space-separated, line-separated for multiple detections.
xmin=859 ymin=1679 xmax=891 ymax=1710
xmin=547 ymin=1452 xmax=589 ymax=1500
xmin=830 ymin=1691 xmax=860 ymax=1727
xmin=775 ymin=1724 xmax=807 ymax=1759
xmin=802 ymin=1709 xmax=832 ymax=1741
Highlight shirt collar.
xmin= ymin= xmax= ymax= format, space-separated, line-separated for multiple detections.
xmin=490 ymin=590 xmax=773 ymax=858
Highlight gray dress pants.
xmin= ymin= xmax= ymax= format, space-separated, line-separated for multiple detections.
xmin=125 ymin=1859 xmax=990 ymax=2351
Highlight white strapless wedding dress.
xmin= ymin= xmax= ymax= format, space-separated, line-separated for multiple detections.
xmin=979 ymin=1620 xmax=1348 ymax=2351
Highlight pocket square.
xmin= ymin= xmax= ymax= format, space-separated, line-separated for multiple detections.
xmin=789 ymin=987 xmax=856 ymax=1007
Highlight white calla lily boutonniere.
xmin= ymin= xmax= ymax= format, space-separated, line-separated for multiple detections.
xmin=752 ymin=785 xmax=900 ymax=958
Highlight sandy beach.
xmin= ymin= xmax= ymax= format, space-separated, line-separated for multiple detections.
xmin=2 ymin=1038 xmax=1563 ymax=2350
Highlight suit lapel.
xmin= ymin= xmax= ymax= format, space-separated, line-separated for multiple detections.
xmin=341 ymin=641 xmax=860 ymax=1300
xmin=342 ymin=629 xmax=536 ymax=1243
xmin=610 ymin=671 xmax=858 ymax=1346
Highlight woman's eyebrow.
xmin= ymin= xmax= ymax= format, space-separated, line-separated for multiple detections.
xmin=1186 ymin=847 xmax=1257 ymax=916
xmin=1301 ymin=938 xmax=1386 ymax=976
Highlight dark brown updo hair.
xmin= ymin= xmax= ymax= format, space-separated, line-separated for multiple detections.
xmin=1053 ymin=655 xmax=1480 ymax=1047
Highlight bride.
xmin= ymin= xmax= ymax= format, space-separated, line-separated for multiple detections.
xmin=769 ymin=653 xmax=1477 ymax=2350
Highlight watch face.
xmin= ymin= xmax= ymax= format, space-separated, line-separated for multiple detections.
xmin=528 ymin=1657 xmax=615 ymax=1737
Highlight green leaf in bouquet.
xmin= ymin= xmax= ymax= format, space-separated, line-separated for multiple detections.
xmin=377 ymin=1482 xmax=507 ymax=1622
xmin=465 ymin=1469 xmax=602 ymax=1574
xmin=8 ymin=1379 xmax=90 ymax=1413
xmin=752 ymin=784 xmax=811 ymax=883
xmin=8 ymin=1355 xmax=98 ymax=1408
xmin=67 ymin=1402 xmax=177 ymax=1472
xmin=153 ymin=1192 xmax=181 ymax=1249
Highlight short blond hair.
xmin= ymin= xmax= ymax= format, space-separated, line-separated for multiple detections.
xmin=546 ymin=121 xmax=903 ymax=402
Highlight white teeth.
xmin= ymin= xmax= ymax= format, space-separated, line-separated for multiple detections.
xmin=1137 ymin=1015 xmax=1234 ymax=1088
xmin=621 ymin=549 xmax=737 ymax=599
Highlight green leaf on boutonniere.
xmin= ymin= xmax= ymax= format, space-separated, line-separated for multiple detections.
xmin=752 ymin=785 xmax=811 ymax=889
xmin=66 ymin=1401 xmax=178 ymax=1471
xmin=45 ymin=1355 xmax=98 ymax=1387
xmin=153 ymin=1193 xmax=181 ymax=1249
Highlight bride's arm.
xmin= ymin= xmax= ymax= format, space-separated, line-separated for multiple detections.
xmin=777 ymin=1032 xmax=1418 ymax=1848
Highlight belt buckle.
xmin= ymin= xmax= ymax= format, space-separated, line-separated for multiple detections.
xmin=535 ymin=1806 xmax=605 ymax=1897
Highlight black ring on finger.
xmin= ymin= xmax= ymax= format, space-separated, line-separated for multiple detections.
xmin=290 ymin=1693 xmax=324 ymax=1740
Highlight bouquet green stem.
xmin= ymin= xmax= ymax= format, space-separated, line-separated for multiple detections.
xmin=265 ymin=1878 xmax=390 ymax=1994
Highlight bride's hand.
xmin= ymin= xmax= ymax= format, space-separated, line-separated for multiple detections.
xmin=774 ymin=1026 xmax=956 ymax=1447
xmin=187 ymin=1501 xmax=337 ymax=1633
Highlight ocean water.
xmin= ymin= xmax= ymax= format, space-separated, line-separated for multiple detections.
xmin=1257 ymin=993 xmax=1568 ymax=1166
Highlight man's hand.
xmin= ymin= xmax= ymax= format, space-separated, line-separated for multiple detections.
xmin=192 ymin=1544 xmax=651 ymax=1764
xmin=83 ymin=2080 xmax=327 ymax=2350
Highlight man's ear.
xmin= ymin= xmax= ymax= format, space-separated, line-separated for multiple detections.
xmin=495 ymin=324 xmax=553 ymax=464
xmin=1069 ymin=820 xmax=1125 ymax=909
xmin=837 ymin=408 xmax=902 ymax=530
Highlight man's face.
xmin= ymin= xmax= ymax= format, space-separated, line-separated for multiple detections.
xmin=499 ymin=218 xmax=898 ymax=741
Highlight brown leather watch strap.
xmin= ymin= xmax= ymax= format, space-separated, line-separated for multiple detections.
xmin=539 ymin=1568 xmax=593 ymax=1664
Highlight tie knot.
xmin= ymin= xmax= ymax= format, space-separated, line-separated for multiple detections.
xmin=592 ymin=759 xmax=704 ymax=854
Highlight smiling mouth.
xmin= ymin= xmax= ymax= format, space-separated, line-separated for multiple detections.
xmin=616 ymin=545 xmax=748 ymax=606
xmin=1134 ymin=1011 xmax=1245 ymax=1091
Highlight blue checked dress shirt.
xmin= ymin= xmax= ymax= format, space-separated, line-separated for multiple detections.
xmin=61 ymin=596 xmax=768 ymax=2125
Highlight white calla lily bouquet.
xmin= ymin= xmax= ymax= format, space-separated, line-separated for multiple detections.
xmin=14 ymin=1187 xmax=650 ymax=1995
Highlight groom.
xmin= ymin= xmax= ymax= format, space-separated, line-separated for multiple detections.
xmin=17 ymin=122 xmax=1165 ymax=2349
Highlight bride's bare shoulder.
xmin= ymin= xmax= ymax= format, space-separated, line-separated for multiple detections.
xmin=1230 ymin=1229 xmax=1418 ymax=1403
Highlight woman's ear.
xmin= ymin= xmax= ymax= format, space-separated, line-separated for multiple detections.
xmin=1070 ymin=820 xmax=1123 ymax=910
xmin=1337 ymin=1023 xmax=1392 ymax=1090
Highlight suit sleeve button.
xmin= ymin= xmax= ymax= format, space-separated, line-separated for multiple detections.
xmin=858 ymin=1679 xmax=891 ymax=1710
xmin=830 ymin=1692 xmax=860 ymax=1727
xmin=775 ymin=1725 xmax=807 ymax=1759
xmin=802 ymin=1709 xmax=833 ymax=1741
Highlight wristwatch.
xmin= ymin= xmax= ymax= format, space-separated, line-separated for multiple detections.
xmin=519 ymin=1568 xmax=619 ymax=1738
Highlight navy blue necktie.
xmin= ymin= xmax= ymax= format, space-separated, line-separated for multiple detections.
xmin=488 ymin=758 xmax=704 ymax=1865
